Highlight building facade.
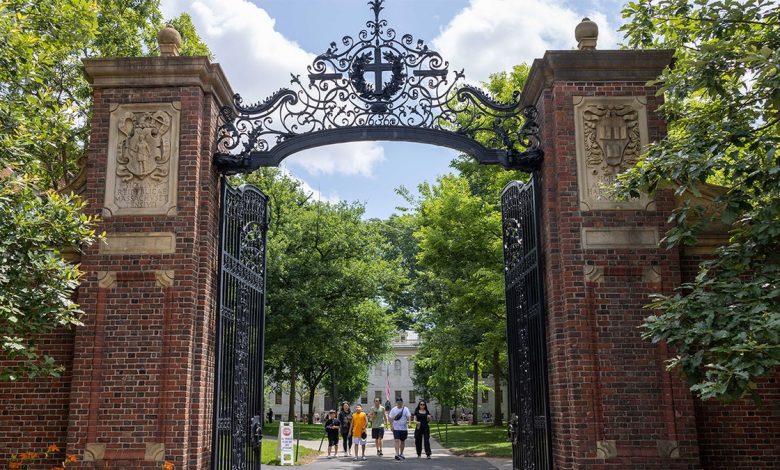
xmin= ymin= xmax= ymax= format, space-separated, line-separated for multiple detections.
xmin=266 ymin=332 xmax=508 ymax=423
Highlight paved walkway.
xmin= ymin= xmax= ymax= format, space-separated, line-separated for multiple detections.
xmin=266 ymin=433 xmax=512 ymax=469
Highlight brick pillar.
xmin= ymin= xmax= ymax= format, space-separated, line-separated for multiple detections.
xmin=68 ymin=56 xmax=233 ymax=468
xmin=524 ymin=50 xmax=702 ymax=469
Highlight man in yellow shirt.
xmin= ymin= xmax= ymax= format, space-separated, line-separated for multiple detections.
xmin=350 ymin=404 xmax=368 ymax=461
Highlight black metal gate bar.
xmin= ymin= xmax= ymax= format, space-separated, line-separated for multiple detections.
xmin=213 ymin=177 xmax=269 ymax=470
xmin=501 ymin=173 xmax=552 ymax=470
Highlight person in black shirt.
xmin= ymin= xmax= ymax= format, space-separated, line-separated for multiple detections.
xmin=337 ymin=402 xmax=354 ymax=456
xmin=324 ymin=410 xmax=340 ymax=458
xmin=412 ymin=400 xmax=432 ymax=459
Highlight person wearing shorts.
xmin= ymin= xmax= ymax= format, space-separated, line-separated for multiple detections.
xmin=369 ymin=398 xmax=388 ymax=456
xmin=388 ymin=398 xmax=411 ymax=460
xmin=350 ymin=404 xmax=368 ymax=461
xmin=323 ymin=410 xmax=340 ymax=458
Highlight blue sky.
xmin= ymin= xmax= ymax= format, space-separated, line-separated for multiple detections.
xmin=161 ymin=0 xmax=627 ymax=218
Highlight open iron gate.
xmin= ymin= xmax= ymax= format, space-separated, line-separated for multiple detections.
xmin=501 ymin=174 xmax=552 ymax=470
xmin=212 ymin=178 xmax=269 ymax=470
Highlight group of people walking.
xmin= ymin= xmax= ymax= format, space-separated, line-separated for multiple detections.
xmin=324 ymin=397 xmax=433 ymax=461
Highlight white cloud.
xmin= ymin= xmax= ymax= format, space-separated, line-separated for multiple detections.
xmin=161 ymin=0 xmax=313 ymax=105
xmin=283 ymin=142 xmax=386 ymax=178
xmin=277 ymin=167 xmax=342 ymax=204
xmin=433 ymin=0 xmax=617 ymax=83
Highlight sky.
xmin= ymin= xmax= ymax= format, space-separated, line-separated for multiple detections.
xmin=161 ymin=0 xmax=627 ymax=218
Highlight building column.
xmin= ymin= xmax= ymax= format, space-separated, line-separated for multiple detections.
xmin=524 ymin=26 xmax=701 ymax=469
xmin=67 ymin=42 xmax=234 ymax=467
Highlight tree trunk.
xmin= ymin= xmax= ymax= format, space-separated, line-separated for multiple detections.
xmin=307 ymin=385 xmax=316 ymax=424
xmin=331 ymin=369 xmax=338 ymax=407
xmin=472 ymin=359 xmax=479 ymax=425
xmin=493 ymin=348 xmax=503 ymax=427
xmin=440 ymin=403 xmax=451 ymax=425
xmin=287 ymin=365 xmax=296 ymax=421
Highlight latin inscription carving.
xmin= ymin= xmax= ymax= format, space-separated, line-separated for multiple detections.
xmin=104 ymin=103 xmax=180 ymax=217
xmin=574 ymin=96 xmax=653 ymax=211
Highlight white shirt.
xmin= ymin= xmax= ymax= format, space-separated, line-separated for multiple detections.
xmin=388 ymin=406 xmax=411 ymax=431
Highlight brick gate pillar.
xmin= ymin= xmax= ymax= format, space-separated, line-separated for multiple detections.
xmin=68 ymin=38 xmax=233 ymax=468
xmin=523 ymin=31 xmax=702 ymax=469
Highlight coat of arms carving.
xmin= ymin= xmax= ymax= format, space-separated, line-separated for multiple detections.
xmin=116 ymin=111 xmax=172 ymax=182
xmin=104 ymin=102 xmax=180 ymax=217
xmin=574 ymin=96 xmax=652 ymax=211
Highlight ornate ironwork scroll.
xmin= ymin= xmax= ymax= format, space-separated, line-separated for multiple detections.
xmin=213 ymin=179 xmax=268 ymax=470
xmin=501 ymin=175 xmax=552 ymax=470
xmin=214 ymin=0 xmax=542 ymax=174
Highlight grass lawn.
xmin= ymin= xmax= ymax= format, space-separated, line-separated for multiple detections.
xmin=263 ymin=422 xmax=325 ymax=441
xmin=431 ymin=423 xmax=512 ymax=458
xmin=261 ymin=438 xmax=320 ymax=465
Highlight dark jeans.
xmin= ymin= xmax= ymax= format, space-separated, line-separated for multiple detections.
xmin=341 ymin=431 xmax=352 ymax=452
xmin=414 ymin=428 xmax=431 ymax=456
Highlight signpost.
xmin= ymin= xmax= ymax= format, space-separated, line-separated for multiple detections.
xmin=277 ymin=422 xmax=294 ymax=465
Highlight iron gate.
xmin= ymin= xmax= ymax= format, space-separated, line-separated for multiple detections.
xmin=212 ymin=178 xmax=269 ymax=470
xmin=501 ymin=174 xmax=552 ymax=470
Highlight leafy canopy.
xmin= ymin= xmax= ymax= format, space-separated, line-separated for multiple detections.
xmin=617 ymin=0 xmax=780 ymax=401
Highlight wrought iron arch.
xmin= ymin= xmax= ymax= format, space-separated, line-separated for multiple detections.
xmin=213 ymin=0 xmax=543 ymax=174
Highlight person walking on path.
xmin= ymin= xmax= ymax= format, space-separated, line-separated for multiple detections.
xmin=338 ymin=402 xmax=353 ymax=456
xmin=368 ymin=397 xmax=388 ymax=456
xmin=323 ymin=410 xmax=340 ymax=458
xmin=388 ymin=397 xmax=412 ymax=460
xmin=350 ymin=404 xmax=369 ymax=461
xmin=412 ymin=400 xmax=432 ymax=459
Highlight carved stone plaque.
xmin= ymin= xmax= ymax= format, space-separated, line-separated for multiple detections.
xmin=104 ymin=102 xmax=180 ymax=216
xmin=573 ymin=96 xmax=653 ymax=211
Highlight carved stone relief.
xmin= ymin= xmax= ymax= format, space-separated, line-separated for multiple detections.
xmin=574 ymin=96 xmax=653 ymax=211
xmin=104 ymin=102 xmax=180 ymax=217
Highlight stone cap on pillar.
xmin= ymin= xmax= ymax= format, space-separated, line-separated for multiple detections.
xmin=521 ymin=50 xmax=675 ymax=107
xmin=82 ymin=56 xmax=235 ymax=110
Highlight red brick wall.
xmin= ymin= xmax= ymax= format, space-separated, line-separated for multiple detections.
xmin=0 ymin=330 xmax=74 ymax=468
xmin=65 ymin=83 xmax=222 ymax=468
xmin=680 ymin=251 xmax=780 ymax=469
xmin=538 ymin=81 xmax=701 ymax=469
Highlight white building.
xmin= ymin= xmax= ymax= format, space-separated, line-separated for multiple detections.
xmin=266 ymin=331 xmax=508 ymax=423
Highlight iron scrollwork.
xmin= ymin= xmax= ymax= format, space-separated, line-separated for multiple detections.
xmin=214 ymin=0 xmax=542 ymax=174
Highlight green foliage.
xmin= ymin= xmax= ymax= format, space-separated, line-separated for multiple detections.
xmin=617 ymin=0 xmax=780 ymax=401
xmin=243 ymin=169 xmax=399 ymax=414
xmin=403 ymin=67 xmax=528 ymax=412
xmin=0 ymin=172 xmax=98 ymax=380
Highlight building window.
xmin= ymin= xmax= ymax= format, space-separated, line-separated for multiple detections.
xmin=409 ymin=390 xmax=415 ymax=404
xmin=374 ymin=390 xmax=382 ymax=401
xmin=360 ymin=392 xmax=368 ymax=404
xmin=394 ymin=359 xmax=402 ymax=376
xmin=482 ymin=390 xmax=489 ymax=403
xmin=275 ymin=391 xmax=282 ymax=405
xmin=408 ymin=360 xmax=414 ymax=374
xmin=395 ymin=390 xmax=402 ymax=402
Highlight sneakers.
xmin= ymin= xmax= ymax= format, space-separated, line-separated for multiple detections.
xmin=353 ymin=457 xmax=359 ymax=461
xmin=399 ymin=454 xmax=406 ymax=460
xmin=426 ymin=455 xmax=432 ymax=459
xmin=361 ymin=456 xmax=367 ymax=461
xmin=394 ymin=455 xmax=401 ymax=461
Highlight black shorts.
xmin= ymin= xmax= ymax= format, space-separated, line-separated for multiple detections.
xmin=392 ymin=430 xmax=408 ymax=441
xmin=371 ymin=428 xmax=385 ymax=439
xmin=327 ymin=432 xmax=339 ymax=446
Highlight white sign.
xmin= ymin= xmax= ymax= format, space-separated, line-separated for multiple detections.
xmin=277 ymin=421 xmax=294 ymax=465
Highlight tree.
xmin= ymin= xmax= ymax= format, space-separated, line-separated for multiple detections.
xmin=0 ymin=0 xmax=211 ymax=380
xmin=616 ymin=0 xmax=780 ymax=401
xmin=243 ymin=169 xmax=399 ymax=422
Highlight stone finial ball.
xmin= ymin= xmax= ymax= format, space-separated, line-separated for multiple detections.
xmin=575 ymin=17 xmax=598 ymax=42
xmin=157 ymin=24 xmax=182 ymax=47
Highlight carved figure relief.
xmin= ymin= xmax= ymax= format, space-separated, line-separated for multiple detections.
xmin=574 ymin=96 xmax=652 ymax=211
xmin=104 ymin=103 xmax=180 ymax=217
